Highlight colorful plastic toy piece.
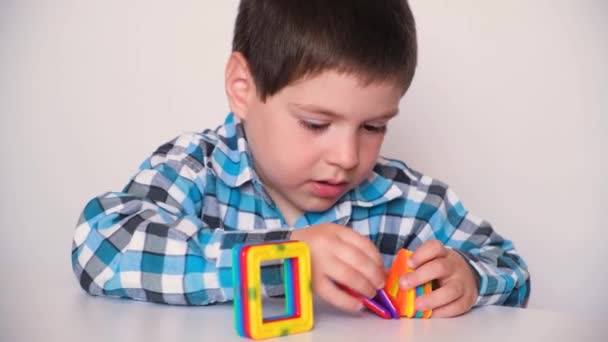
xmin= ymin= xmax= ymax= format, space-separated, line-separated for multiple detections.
xmin=384 ymin=249 xmax=433 ymax=318
xmin=375 ymin=288 xmax=399 ymax=319
xmin=337 ymin=284 xmax=393 ymax=319
xmin=232 ymin=241 xmax=314 ymax=340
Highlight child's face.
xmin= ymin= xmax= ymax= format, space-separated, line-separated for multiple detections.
xmin=235 ymin=69 xmax=402 ymax=220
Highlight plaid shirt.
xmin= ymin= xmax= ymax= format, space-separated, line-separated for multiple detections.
xmin=72 ymin=113 xmax=530 ymax=307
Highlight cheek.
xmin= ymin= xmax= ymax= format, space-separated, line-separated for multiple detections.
xmin=261 ymin=126 xmax=319 ymax=176
xmin=358 ymin=135 xmax=384 ymax=170
xmin=276 ymin=135 xmax=319 ymax=169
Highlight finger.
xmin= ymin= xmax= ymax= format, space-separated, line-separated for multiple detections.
xmin=336 ymin=227 xmax=384 ymax=268
xmin=315 ymin=277 xmax=364 ymax=313
xmin=399 ymin=257 xmax=451 ymax=290
xmin=414 ymin=281 xmax=464 ymax=311
xmin=427 ymin=297 xmax=473 ymax=318
xmin=327 ymin=254 xmax=378 ymax=298
xmin=409 ymin=240 xmax=447 ymax=268
xmin=333 ymin=240 xmax=385 ymax=290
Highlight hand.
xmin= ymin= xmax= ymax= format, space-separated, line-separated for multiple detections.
xmin=290 ymin=223 xmax=385 ymax=312
xmin=399 ymin=240 xmax=479 ymax=317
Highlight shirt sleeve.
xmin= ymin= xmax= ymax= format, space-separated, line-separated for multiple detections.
xmin=429 ymin=185 xmax=531 ymax=307
xmin=71 ymin=133 xmax=291 ymax=305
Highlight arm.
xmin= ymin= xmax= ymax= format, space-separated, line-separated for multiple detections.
xmin=427 ymin=185 xmax=531 ymax=308
xmin=71 ymin=133 xmax=291 ymax=305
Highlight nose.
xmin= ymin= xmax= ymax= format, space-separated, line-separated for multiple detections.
xmin=326 ymin=131 xmax=359 ymax=170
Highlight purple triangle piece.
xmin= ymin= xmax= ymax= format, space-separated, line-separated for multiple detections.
xmin=375 ymin=289 xmax=399 ymax=319
xmin=363 ymin=296 xmax=392 ymax=319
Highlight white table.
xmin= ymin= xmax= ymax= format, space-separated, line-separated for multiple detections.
xmin=2 ymin=257 xmax=606 ymax=342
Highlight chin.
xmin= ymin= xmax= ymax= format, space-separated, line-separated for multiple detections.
xmin=299 ymin=197 xmax=340 ymax=213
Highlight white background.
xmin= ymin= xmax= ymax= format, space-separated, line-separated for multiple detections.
xmin=1 ymin=0 xmax=606 ymax=315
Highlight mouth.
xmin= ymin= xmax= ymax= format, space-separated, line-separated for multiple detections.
xmin=310 ymin=179 xmax=350 ymax=198
xmin=316 ymin=179 xmax=348 ymax=185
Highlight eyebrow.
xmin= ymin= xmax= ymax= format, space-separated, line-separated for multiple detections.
xmin=292 ymin=103 xmax=399 ymax=120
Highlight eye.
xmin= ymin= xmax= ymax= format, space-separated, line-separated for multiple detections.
xmin=299 ymin=120 xmax=329 ymax=133
xmin=362 ymin=124 xmax=387 ymax=134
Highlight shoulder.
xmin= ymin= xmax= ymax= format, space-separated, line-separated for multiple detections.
xmin=374 ymin=157 xmax=452 ymax=205
xmin=144 ymin=129 xmax=220 ymax=172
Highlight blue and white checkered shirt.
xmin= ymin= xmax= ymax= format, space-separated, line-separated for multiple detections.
xmin=72 ymin=113 xmax=530 ymax=307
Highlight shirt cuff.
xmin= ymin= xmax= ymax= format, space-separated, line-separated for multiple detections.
xmin=450 ymin=249 xmax=487 ymax=308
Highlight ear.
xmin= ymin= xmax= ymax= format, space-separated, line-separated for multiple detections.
xmin=225 ymin=52 xmax=256 ymax=121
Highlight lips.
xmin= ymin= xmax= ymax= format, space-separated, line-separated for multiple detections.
xmin=310 ymin=180 xmax=349 ymax=198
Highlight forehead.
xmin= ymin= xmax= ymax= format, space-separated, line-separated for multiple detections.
xmin=277 ymin=70 xmax=403 ymax=118
xmin=290 ymin=69 xmax=405 ymax=93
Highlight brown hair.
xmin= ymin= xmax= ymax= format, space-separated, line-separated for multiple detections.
xmin=232 ymin=0 xmax=417 ymax=101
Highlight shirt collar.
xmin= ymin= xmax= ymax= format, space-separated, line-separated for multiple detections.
xmin=210 ymin=113 xmax=403 ymax=208
xmin=349 ymin=168 xmax=404 ymax=207
xmin=210 ymin=113 xmax=257 ymax=188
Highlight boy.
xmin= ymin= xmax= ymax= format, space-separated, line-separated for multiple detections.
xmin=72 ymin=0 xmax=530 ymax=318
